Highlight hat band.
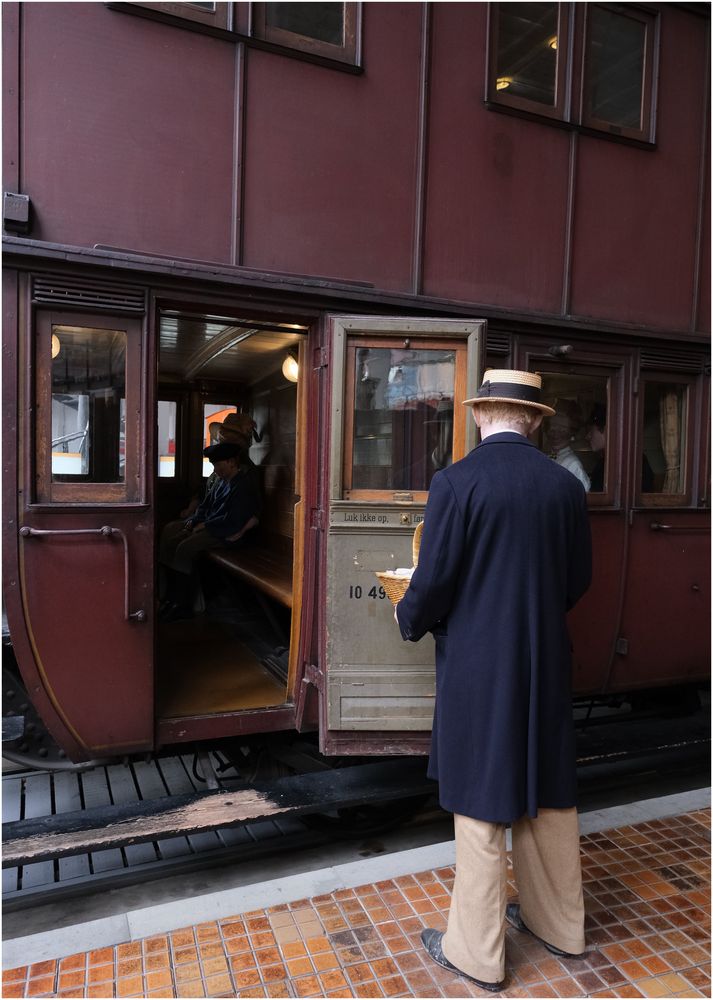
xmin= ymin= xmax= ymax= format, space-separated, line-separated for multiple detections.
xmin=476 ymin=380 xmax=542 ymax=404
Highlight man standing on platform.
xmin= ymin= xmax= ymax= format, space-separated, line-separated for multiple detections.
xmin=395 ymin=369 xmax=592 ymax=992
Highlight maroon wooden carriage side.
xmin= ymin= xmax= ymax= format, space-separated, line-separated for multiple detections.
xmin=2 ymin=2 xmax=709 ymax=763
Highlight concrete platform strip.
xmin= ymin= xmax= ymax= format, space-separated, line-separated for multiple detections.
xmin=2 ymin=787 xmax=708 ymax=972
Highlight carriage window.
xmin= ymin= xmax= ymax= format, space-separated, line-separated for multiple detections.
xmin=641 ymin=382 xmax=687 ymax=495
xmin=252 ymin=2 xmax=359 ymax=65
xmin=157 ymin=401 xmax=177 ymax=478
xmin=487 ymin=2 xmax=571 ymax=120
xmin=51 ymin=326 xmax=126 ymax=485
xmin=536 ymin=373 xmax=610 ymax=496
xmin=582 ymin=5 xmax=656 ymax=141
xmin=345 ymin=345 xmax=458 ymax=498
xmin=202 ymin=403 xmax=237 ymax=477
xmin=487 ymin=2 xmax=657 ymax=143
xmin=118 ymin=2 xmax=230 ymax=29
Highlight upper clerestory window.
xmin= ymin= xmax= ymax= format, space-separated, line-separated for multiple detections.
xmin=126 ymin=1 xmax=230 ymax=29
xmin=487 ymin=2 xmax=658 ymax=144
xmin=109 ymin=2 xmax=361 ymax=70
xmin=251 ymin=2 xmax=359 ymax=66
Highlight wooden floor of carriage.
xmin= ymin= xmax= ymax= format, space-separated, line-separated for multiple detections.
xmin=3 ymin=807 xmax=710 ymax=999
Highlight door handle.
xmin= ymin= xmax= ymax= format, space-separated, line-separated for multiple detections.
xmin=19 ymin=526 xmax=146 ymax=622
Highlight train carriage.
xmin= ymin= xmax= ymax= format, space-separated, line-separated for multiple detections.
xmin=2 ymin=1 xmax=710 ymax=766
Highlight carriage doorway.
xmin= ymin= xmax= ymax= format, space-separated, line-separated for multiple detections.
xmin=154 ymin=311 xmax=309 ymax=741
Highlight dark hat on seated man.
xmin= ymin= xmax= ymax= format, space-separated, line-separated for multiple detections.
xmin=203 ymin=441 xmax=243 ymax=463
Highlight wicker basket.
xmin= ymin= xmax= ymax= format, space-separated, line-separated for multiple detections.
xmin=375 ymin=521 xmax=423 ymax=606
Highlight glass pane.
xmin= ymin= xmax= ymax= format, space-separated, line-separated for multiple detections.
xmin=535 ymin=373 xmax=610 ymax=494
xmin=202 ymin=403 xmax=237 ymax=477
xmin=586 ymin=7 xmax=646 ymax=129
xmin=351 ymin=347 xmax=455 ymax=492
xmin=495 ymin=2 xmax=559 ymax=106
xmin=642 ymin=383 xmax=687 ymax=493
xmin=158 ymin=401 xmax=177 ymax=478
xmin=266 ymin=2 xmax=344 ymax=46
xmin=189 ymin=2 xmax=215 ymax=9
xmin=51 ymin=326 xmax=126 ymax=483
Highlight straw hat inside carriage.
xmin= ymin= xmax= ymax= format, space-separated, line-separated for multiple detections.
xmin=217 ymin=412 xmax=255 ymax=448
xmin=462 ymin=369 xmax=555 ymax=416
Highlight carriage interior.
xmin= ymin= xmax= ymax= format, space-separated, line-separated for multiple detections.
xmin=155 ymin=312 xmax=307 ymax=722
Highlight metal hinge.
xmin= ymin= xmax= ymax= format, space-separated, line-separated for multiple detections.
xmin=304 ymin=663 xmax=323 ymax=688
xmin=615 ymin=637 xmax=629 ymax=656
xmin=313 ymin=347 xmax=328 ymax=369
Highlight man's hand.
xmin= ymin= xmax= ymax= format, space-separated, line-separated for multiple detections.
xmin=226 ymin=516 xmax=259 ymax=544
xmin=393 ymin=603 xmax=400 ymax=625
xmin=192 ymin=522 xmax=206 ymax=534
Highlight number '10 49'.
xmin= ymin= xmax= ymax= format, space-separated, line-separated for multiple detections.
xmin=349 ymin=585 xmax=386 ymax=600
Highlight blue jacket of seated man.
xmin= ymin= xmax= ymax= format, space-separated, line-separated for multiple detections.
xmin=191 ymin=466 xmax=260 ymax=542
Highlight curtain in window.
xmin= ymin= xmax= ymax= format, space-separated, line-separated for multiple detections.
xmin=659 ymin=389 xmax=682 ymax=493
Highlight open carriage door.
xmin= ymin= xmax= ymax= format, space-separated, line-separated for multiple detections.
xmin=322 ymin=316 xmax=483 ymax=754
xmin=10 ymin=303 xmax=154 ymax=763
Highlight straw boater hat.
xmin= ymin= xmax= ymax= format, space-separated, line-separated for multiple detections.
xmin=463 ymin=369 xmax=555 ymax=416
xmin=218 ymin=412 xmax=255 ymax=448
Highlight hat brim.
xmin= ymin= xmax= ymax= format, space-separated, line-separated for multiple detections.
xmin=462 ymin=396 xmax=555 ymax=417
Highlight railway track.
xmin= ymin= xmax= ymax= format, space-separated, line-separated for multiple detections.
xmin=3 ymin=710 xmax=709 ymax=911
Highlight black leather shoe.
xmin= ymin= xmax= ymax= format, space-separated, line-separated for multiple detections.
xmin=420 ymin=929 xmax=504 ymax=992
xmin=505 ymin=903 xmax=585 ymax=959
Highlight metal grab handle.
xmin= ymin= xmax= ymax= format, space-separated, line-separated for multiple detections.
xmin=649 ymin=522 xmax=711 ymax=533
xmin=19 ymin=526 xmax=146 ymax=622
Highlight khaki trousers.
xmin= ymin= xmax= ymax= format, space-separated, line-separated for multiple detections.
xmin=442 ymin=808 xmax=585 ymax=983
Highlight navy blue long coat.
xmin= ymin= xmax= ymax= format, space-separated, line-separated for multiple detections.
xmin=396 ymin=432 xmax=592 ymax=823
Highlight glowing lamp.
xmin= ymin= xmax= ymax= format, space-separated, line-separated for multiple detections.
xmin=282 ymin=353 xmax=299 ymax=383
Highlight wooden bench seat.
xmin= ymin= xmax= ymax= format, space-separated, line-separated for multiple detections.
xmin=209 ymin=542 xmax=293 ymax=609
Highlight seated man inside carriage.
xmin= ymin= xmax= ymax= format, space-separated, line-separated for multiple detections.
xmin=159 ymin=439 xmax=261 ymax=622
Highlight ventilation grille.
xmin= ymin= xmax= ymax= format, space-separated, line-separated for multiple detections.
xmin=486 ymin=331 xmax=511 ymax=357
xmin=33 ymin=276 xmax=146 ymax=314
xmin=640 ymin=347 xmax=709 ymax=373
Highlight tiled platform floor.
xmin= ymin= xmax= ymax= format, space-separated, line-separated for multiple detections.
xmin=3 ymin=809 xmax=710 ymax=999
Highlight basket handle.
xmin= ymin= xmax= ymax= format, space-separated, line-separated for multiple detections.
xmin=412 ymin=521 xmax=424 ymax=567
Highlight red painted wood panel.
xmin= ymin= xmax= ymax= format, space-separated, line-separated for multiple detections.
xmin=241 ymin=3 xmax=421 ymax=290
xmin=610 ymin=512 xmax=710 ymax=690
xmin=697 ymin=127 xmax=710 ymax=334
xmin=568 ymin=514 xmax=627 ymax=695
xmin=2 ymin=3 xmax=20 ymax=192
xmin=422 ymin=2 xmax=570 ymax=313
xmin=570 ymin=8 xmax=708 ymax=331
xmin=20 ymin=518 xmax=155 ymax=757
xmin=21 ymin=2 xmax=235 ymax=261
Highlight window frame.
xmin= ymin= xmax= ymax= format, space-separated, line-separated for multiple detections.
xmin=250 ymin=2 xmax=360 ymax=66
xmin=156 ymin=395 xmax=181 ymax=481
xmin=486 ymin=1 xmax=572 ymax=122
xmin=35 ymin=311 xmax=144 ymax=505
xmin=122 ymin=1 xmax=231 ymax=29
xmin=342 ymin=335 xmax=468 ymax=503
xmin=485 ymin=2 xmax=659 ymax=146
xmin=580 ymin=2 xmax=658 ymax=143
xmin=635 ymin=372 xmax=698 ymax=508
xmin=518 ymin=342 xmax=628 ymax=509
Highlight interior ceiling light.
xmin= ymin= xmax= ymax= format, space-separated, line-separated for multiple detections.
xmin=51 ymin=333 xmax=61 ymax=359
xmin=282 ymin=353 xmax=299 ymax=383
xmin=496 ymin=77 xmax=512 ymax=91
xmin=548 ymin=35 xmax=558 ymax=50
